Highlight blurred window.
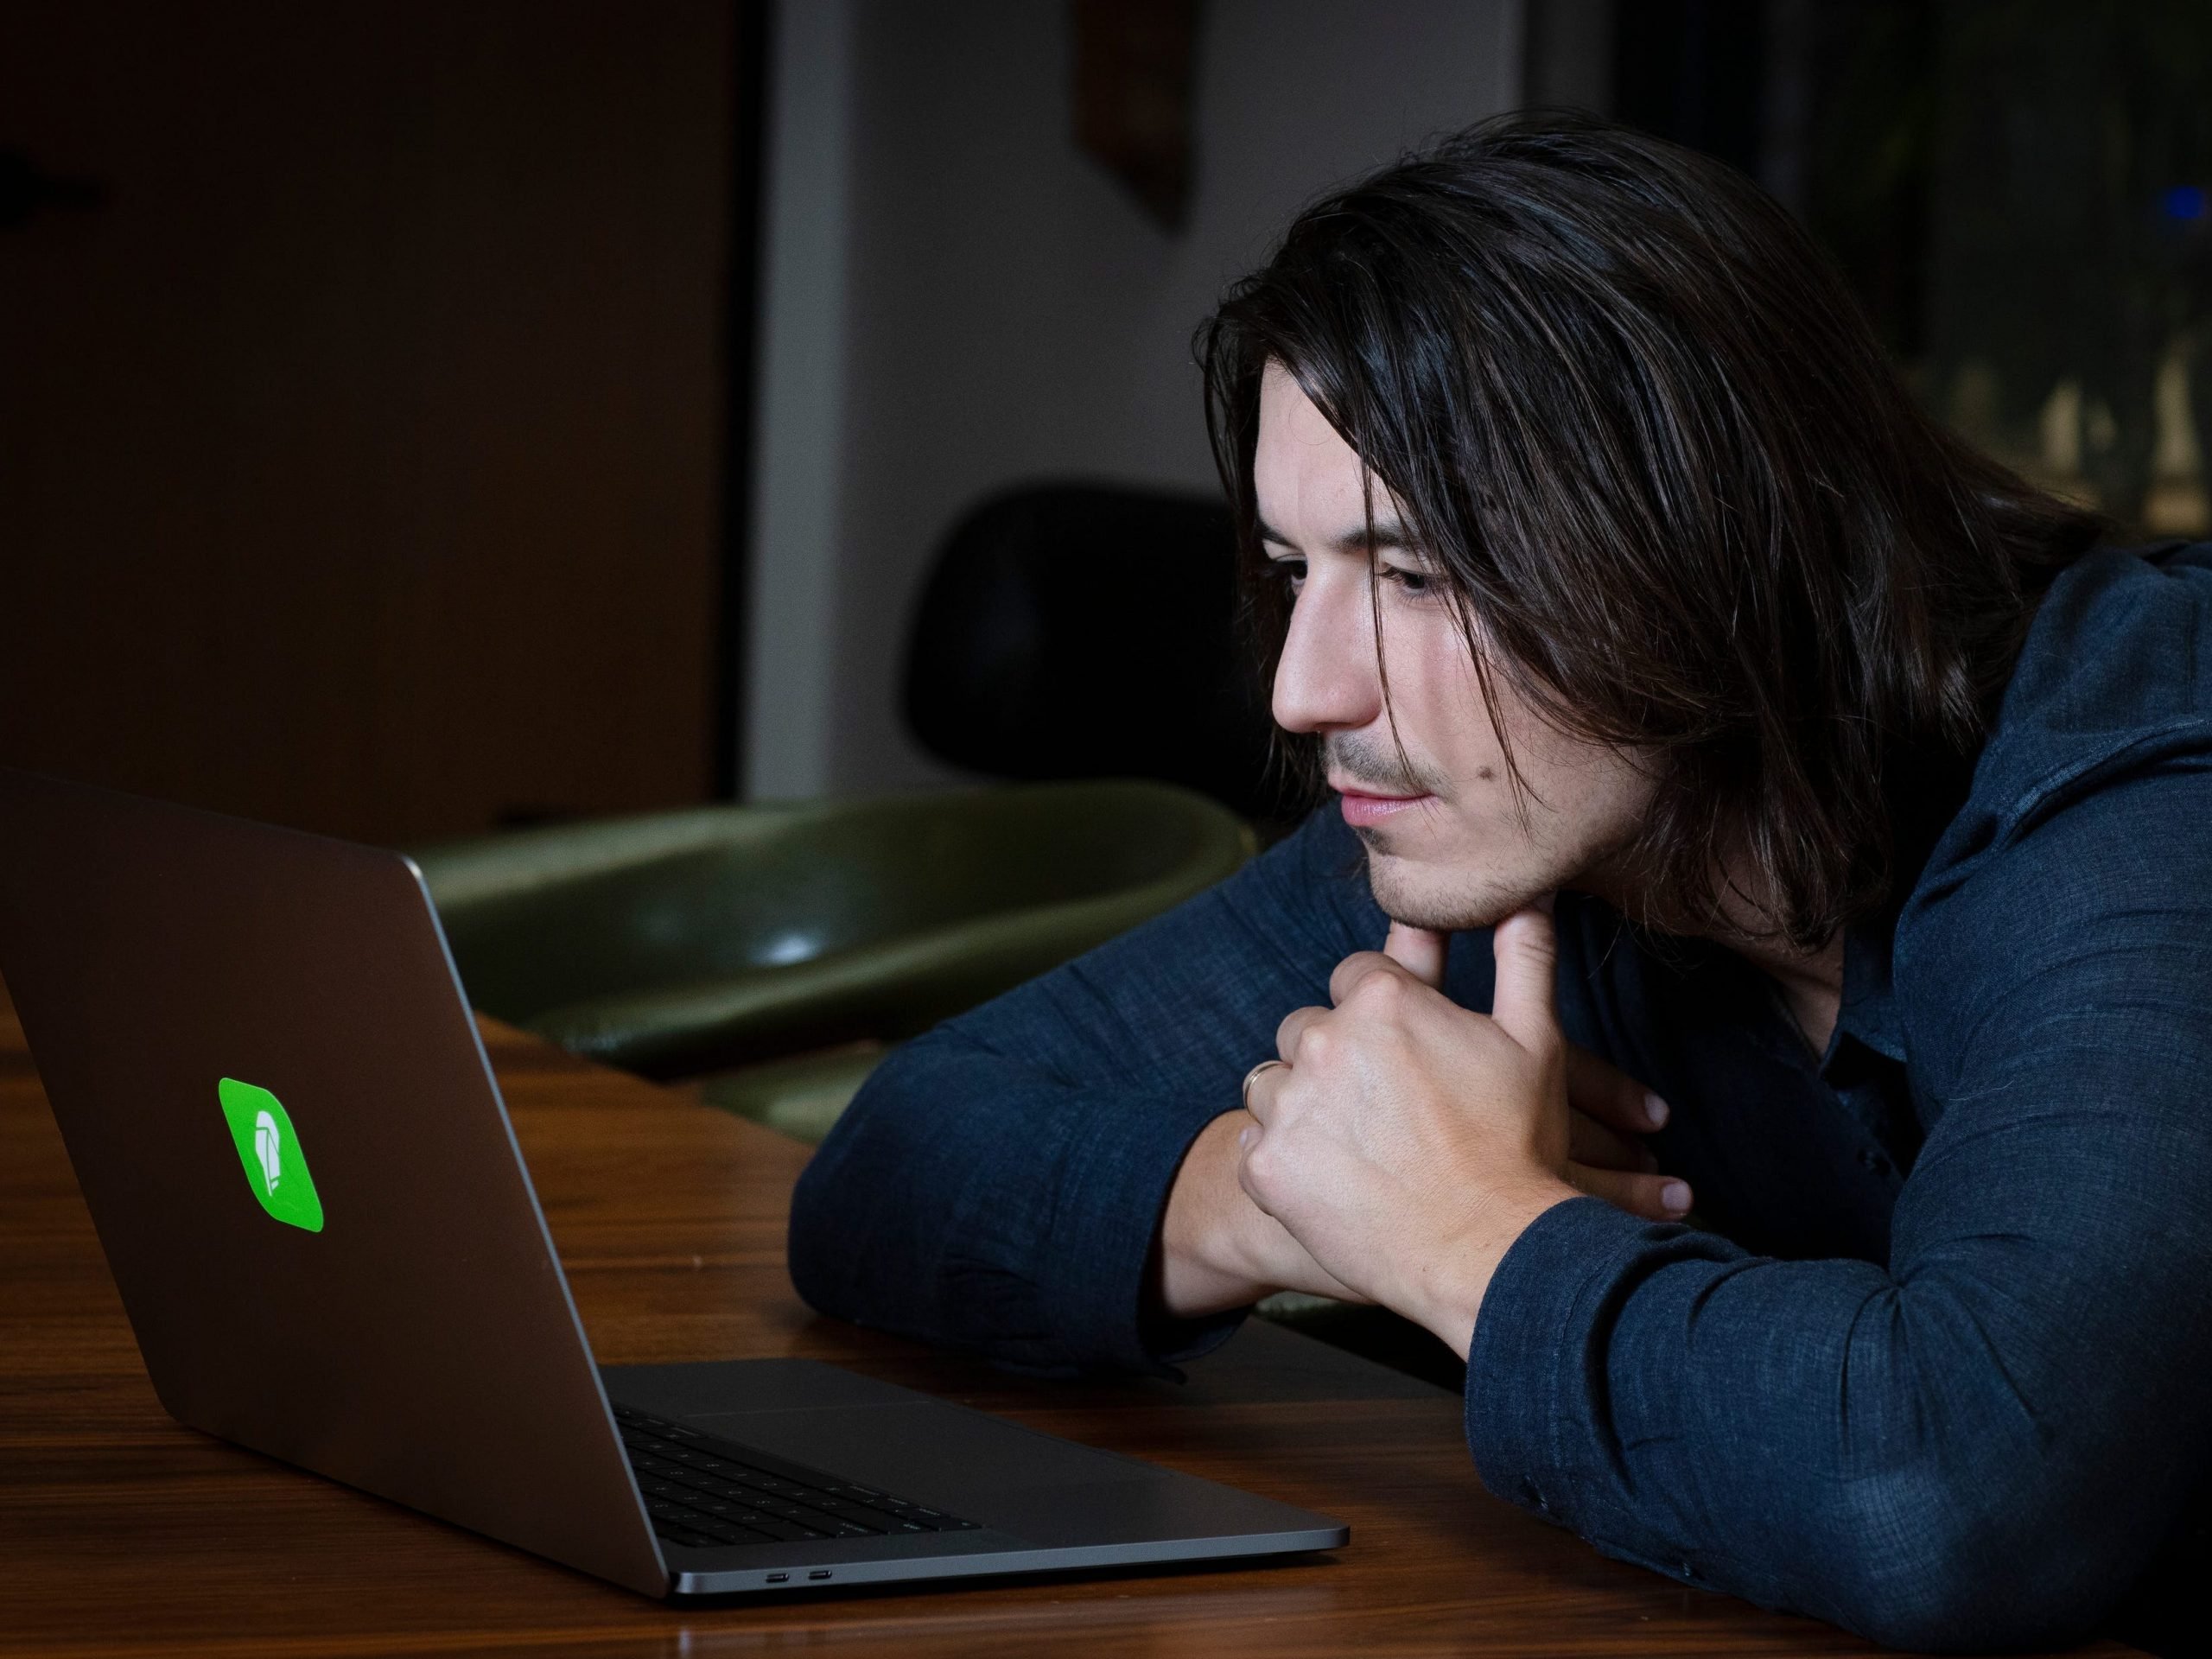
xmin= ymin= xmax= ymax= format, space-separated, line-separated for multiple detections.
xmin=1617 ymin=0 xmax=2212 ymax=537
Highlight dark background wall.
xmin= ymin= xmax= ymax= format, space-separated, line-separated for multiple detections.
xmin=0 ymin=1 xmax=740 ymax=845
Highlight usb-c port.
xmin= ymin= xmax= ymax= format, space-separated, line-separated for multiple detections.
xmin=808 ymin=1570 xmax=832 ymax=1580
xmin=766 ymin=1572 xmax=788 ymax=1583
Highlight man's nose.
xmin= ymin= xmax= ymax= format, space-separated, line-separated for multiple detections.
xmin=1271 ymin=569 xmax=1381 ymax=735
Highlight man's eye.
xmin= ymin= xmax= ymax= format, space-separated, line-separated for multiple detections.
xmin=1382 ymin=564 xmax=1432 ymax=595
xmin=1273 ymin=558 xmax=1306 ymax=590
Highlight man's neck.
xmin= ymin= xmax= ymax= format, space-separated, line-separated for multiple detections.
xmin=1724 ymin=929 xmax=1847 ymax=1057
xmin=1696 ymin=857 xmax=1849 ymax=1056
xmin=1577 ymin=855 xmax=1848 ymax=1056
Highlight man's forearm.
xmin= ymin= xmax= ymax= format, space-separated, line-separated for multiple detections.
xmin=1155 ymin=1109 xmax=1365 ymax=1317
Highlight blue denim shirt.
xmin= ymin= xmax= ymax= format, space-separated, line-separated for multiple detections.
xmin=790 ymin=543 xmax=2212 ymax=1650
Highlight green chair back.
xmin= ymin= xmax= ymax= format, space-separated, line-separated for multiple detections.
xmin=412 ymin=779 xmax=1252 ymax=1077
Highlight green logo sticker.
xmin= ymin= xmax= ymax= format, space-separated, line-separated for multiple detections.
xmin=218 ymin=1078 xmax=325 ymax=1233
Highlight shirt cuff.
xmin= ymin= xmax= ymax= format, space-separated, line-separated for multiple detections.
xmin=1462 ymin=1194 xmax=1670 ymax=1521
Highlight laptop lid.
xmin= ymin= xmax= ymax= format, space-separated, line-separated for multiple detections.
xmin=0 ymin=769 xmax=668 ymax=1596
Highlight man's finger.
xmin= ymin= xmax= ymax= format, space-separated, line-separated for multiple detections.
xmin=1564 ymin=1043 xmax=1669 ymax=1135
xmin=1329 ymin=949 xmax=1414 ymax=1007
xmin=1241 ymin=1060 xmax=1289 ymax=1126
xmin=1566 ymin=1161 xmax=1693 ymax=1222
xmin=1568 ymin=1109 xmax=1659 ymax=1173
xmin=1274 ymin=1004 xmax=1326 ymax=1063
xmin=1489 ymin=898 xmax=1560 ymax=1053
xmin=1382 ymin=921 xmax=1449 ymax=987
xmin=1235 ymin=1146 xmax=1276 ymax=1216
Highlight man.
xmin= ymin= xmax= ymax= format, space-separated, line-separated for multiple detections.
xmin=788 ymin=116 xmax=2212 ymax=1652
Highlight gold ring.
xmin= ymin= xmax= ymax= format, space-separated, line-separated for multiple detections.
xmin=1241 ymin=1058 xmax=1287 ymax=1109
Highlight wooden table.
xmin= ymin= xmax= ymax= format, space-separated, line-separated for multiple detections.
xmin=0 ymin=987 xmax=2135 ymax=1657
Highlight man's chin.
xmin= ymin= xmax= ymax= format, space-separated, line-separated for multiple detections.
xmin=1363 ymin=847 xmax=1535 ymax=933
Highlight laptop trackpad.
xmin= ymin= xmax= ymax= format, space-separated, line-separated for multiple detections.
xmin=690 ymin=1401 xmax=1192 ymax=1546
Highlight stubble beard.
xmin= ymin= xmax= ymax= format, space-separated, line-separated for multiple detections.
xmin=1357 ymin=803 xmax=1650 ymax=933
xmin=1327 ymin=731 xmax=1642 ymax=931
xmin=1357 ymin=827 xmax=1554 ymax=931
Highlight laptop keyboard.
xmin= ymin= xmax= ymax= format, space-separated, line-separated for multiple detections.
xmin=613 ymin=1402 xmax=983 ymax=1551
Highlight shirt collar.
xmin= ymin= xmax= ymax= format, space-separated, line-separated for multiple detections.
xmin=1828 ymin=909 xmax=1906 ymax=1071
xmin=1825 ymin=748 xmax=1980 ymax=1075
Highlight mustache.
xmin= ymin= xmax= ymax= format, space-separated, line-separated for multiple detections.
xmin=1325 ymin=734 xmax=1447 ymax=798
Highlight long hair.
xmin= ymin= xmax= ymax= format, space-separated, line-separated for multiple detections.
xmin=1198 ymin=113 xmax=2106 ymax=949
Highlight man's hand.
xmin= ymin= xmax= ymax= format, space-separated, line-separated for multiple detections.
xmin=1154 ymin=1109 xmax=1372 ymax=1319
xmin=1308 ymin=916 xmax=1687 ymax=1217
xmin=1154 ymin=911 xmax=1686 ymax=1327
xmin=1237 ymin=901 xmax=1692 ymax=1358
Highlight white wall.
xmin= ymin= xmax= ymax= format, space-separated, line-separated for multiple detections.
xmin=744 ymin=0 xmax=1526 ymax=800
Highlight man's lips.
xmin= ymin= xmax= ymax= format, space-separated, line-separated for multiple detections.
xmin=1336 ymin=787 xmax=1433 ymax=829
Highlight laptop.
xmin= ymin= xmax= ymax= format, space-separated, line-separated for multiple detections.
xmin=0 ymin=768 xmax=1345 ymax=1598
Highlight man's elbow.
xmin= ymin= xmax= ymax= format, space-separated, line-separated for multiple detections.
xmin=783 ymin=1051 xmax=920 ymax=1322
xmin=783 ymin=1146 xmax=855 ymax=1324
xmin=1821 ymin=1470 xmax=2121 ymax=1653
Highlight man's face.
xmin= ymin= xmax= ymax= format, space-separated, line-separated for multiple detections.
xmin=1254 ymin=363 xmax=1657 ymax=930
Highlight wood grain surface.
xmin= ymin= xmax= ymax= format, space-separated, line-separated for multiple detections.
xmin=0 ymin=987 xmax=2137 ymax=1657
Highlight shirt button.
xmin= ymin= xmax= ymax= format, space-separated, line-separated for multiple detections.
xmin=1856 ymin=1147 xmax=1891 ymax=1174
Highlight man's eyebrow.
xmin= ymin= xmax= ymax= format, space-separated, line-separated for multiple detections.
xmin=1255 ymin=514 xmax=1414 ymax=554
xmin=1342 ymin=515 xmax=1414 ymax=554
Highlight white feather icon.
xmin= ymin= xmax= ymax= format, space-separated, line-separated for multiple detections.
xmin=252 ymin=1109 xmax=282 ymax=1194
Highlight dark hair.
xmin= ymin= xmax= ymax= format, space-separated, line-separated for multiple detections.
xmin=1198 ymin=112 xmax=2106 ymax=950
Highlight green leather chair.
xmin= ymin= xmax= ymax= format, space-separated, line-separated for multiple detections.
xmin=411 ymin=779 xmax=1253 ymax=1084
